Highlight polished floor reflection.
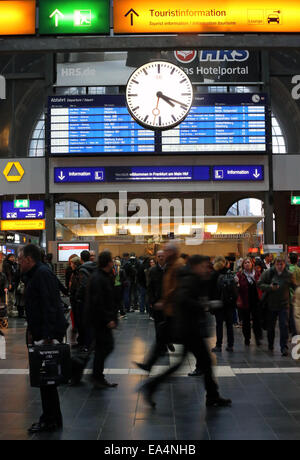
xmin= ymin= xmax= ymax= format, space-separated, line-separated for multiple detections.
xmin=1 ymin=315 xmax=300 ymax=440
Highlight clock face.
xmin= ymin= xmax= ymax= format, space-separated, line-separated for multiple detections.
xmin=126 ymin=61 xmax=193 ymax=131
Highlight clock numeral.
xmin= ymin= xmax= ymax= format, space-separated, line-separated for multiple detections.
xmin=159 ymin=116 xmax=162 ymax=125
xmin=143 ymin=69 xmax=148 ymax=75
xmin=128 ymin=94 xmax=138 ymax=97
xmin=180 ymin=78 xmax=187 ymax=84
xmin=157 ymin=64 xmax=160 ymax=74
xmin=132 ymin=79 xmax=139 ymax=84
xmin=132 ymin=106 xmax=139 ymax=112
xmin=181 ymin=93 xmax=191 ymax=96
xmin=144 ymin=115 xmax=149 ymax=122
xmin=172 ymin=115 xmax=176 ymax=122
xmin=170 ymin=68 xmax=175 ymax=75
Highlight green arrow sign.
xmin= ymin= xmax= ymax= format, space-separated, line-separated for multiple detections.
xmin=39 ymin=0 xmax=110 ymax=34
xmin=14 ymin=199 xmax=30 ymax=209
xmin=291 ymin=196 xmax=300 ymax=205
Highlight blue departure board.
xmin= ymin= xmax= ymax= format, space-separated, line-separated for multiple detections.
xmin=48 ymin=96 xmax=155 ymax=155
xmin=48 ymin=94 xmax=270 ymax=156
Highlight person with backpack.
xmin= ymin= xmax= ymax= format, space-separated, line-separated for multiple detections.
xmin=235 ymin=257 xmax=262 ymax=347
xmin=210 ymin=256 xmax=237 ymax=353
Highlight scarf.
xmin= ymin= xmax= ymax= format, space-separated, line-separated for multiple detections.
xmin=243 ymin=269 xmax=256 ymax=285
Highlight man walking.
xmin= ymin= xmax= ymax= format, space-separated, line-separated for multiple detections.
xmin=86 ymin=251 xmax=118 ymax=388
xmin=18 ymin=244 xmax=68 ymax=433
xmin=139 ymin=255 xmax=231 ymax=408
xmin=259 ymin=256 xmax=296 ymax=356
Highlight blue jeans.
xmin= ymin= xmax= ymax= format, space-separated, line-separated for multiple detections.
xmin=267 ymin=309 xmax=289 ymax=351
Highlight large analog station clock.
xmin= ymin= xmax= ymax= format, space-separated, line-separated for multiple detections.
xmin=126 ymin=61 xmax=193 ymax=131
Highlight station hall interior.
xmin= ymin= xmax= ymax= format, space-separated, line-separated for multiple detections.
xmin=2 ymin=0 xmax=300 ymax=444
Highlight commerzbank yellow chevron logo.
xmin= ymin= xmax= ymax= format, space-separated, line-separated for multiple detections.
xmin=3 ymin=161 xmax=25 ymax=182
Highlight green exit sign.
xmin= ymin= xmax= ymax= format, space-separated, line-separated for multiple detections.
xmin=14 ymin=199 xmax=30 ymax=208
xmin=291 ymin=196 xmax=300 ymax=205
xmin=39 ymin=0 xmax=110 ymax=35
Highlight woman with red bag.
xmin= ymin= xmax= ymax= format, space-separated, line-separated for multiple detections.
xmin=235 ymin=257 xmax=262 ymax=347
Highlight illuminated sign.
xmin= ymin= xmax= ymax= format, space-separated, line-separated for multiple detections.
xmin=291 ymin=196 xmax=300 ymax=205
xmin=213 ymin=166 xmax=264 ymax=181
xmin=0 ymin=1 xmax=36 ymax=35
xmin=39 ymin=0 xmax=110 ymax=34
xmin=2 ymin=201 xmax=45 ymax=220
xmin=114 ymin=0 xmax=300 ymax=33
xmin=3 ymin=162 xmax=24 ymax=182
xmin=57 ymin=243 xmax=90 ymax=262
xmin=0 ymin=220 xmax=45 ymax=231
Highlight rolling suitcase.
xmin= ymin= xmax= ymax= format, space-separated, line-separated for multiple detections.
xmin=0 ymin=299 xmax=8 ymax=330
xmin=28 ymin=342 xmax=72 ymax=387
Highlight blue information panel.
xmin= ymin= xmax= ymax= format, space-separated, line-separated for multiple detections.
xmin=54 ymin=165 xmax=264 ymax=183
xmin=54 ymin=166 xmax=210 ymax=182
xmin=48 ymin=94 xmax=270 ymax=156
xmin=212 ymin=165 xmax=264 ymax=181
xmin=54 ymin=167 xmax=105 ymax=183
xmin=2 ymin=201 xmax=45 ymax=220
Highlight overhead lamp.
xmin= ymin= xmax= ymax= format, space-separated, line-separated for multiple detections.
xmin=206 ymin=224 xmax=218 ymax=234
xmin=178 ymin=225 xmax=191 ymax=235
xmin=128 ymin=225 xmax=142 ymax=235
xmin=103 ymin=225 xmax=116 ymax=235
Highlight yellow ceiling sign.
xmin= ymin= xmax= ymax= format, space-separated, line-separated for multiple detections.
xmin=114 ymin=0 xmax=300 ymax=33
xmin=3 ymin=161 xmax=25 ymax=182
xmin=1 ymin=220 xmax=45 ymax=231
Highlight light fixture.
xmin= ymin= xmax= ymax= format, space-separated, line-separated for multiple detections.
xmin=178 ymin=225 xmax=191 ymax=235
xmin=128 ymin=225 xmax=142 ymax=235
xmin=206 ymin=224 xmax=218 ymax=234
xmin=103 ymin=225 xmax=116 ymax=235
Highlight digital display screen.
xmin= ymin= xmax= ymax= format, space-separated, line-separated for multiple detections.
xmin=48 ymin=94 xmax=270 ymax=156
xmin=57 ymin=243 xmax=90 ymax=262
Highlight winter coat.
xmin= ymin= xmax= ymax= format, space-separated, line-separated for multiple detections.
xmin=24 ymin=262 xmax=68 ymax=341
xmin=236 ymin=271 xmax=260 ymax=310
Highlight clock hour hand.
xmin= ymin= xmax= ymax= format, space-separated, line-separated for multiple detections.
xmin=156 ymin=92 xmax=175 ymax=108
xmin=157 ymin=92 xmax=188 ymax=108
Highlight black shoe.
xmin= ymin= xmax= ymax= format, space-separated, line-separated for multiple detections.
xmin=268 ymin=345 xmax=274 ymax=352
xmin=28 ymin=421 xmax=62 ymax=433
xmin=281 ymin=349 xmax=289 ymax=357
xmin=133 ymin=362 xmax=151 ymax=372
xmin=92 ymin=377 xmax=118 ymax=388
xmin=245 ymin=340 xmax=250 ymax=346
xmin=188 ymin=369 xmax=203 ymax=377
xmin=255 ymin=339 xmax=261 ymax=347
xmin=167 ymin=344 xmax=175 ymax=352
xmin=211 ymin=346 xmax=222 ymax=353
xmin=226 ymin=346 xmax=234 ymax=352
xmin=141 ymin=385 xmax=156 ymax=408
xmin=206 ymin=396 xmax=232 ymax=408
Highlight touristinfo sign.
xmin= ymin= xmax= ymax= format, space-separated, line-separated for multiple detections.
xmin=56 ymin=49 xmax=260 ymax=86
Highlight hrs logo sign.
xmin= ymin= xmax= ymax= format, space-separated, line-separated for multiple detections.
xmin=174 ymin=50 xmax=250 ymax=63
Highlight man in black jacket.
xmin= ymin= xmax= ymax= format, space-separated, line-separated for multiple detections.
xmin=18 ymin=244 xmax=68 ymax=433
xmin=86 ymin=251 xmax=118 ymax=388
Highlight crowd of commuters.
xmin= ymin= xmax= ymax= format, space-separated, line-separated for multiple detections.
xmin=3 ymin=243 xmax=300 ymax=433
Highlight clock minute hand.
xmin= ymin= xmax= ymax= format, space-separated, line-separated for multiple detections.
xmin=158 ymin=92 xmax=188 ymax=108
xmin=156 ymin=91 xmax=175 ymax=108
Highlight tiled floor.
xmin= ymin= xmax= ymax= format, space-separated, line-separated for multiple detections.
xmin=1 ymin=314 xmax=300 ymax=440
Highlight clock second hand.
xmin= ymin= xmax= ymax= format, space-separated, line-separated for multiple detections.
xmin=152 ymin=96 xmax=161 ymax=122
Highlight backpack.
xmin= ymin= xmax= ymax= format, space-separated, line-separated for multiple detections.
xmin=217 ymin=271 xmax=238 ymax=306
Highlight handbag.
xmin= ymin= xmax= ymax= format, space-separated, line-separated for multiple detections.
xmin=28 ymin=342 xmax=71 ymax=388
